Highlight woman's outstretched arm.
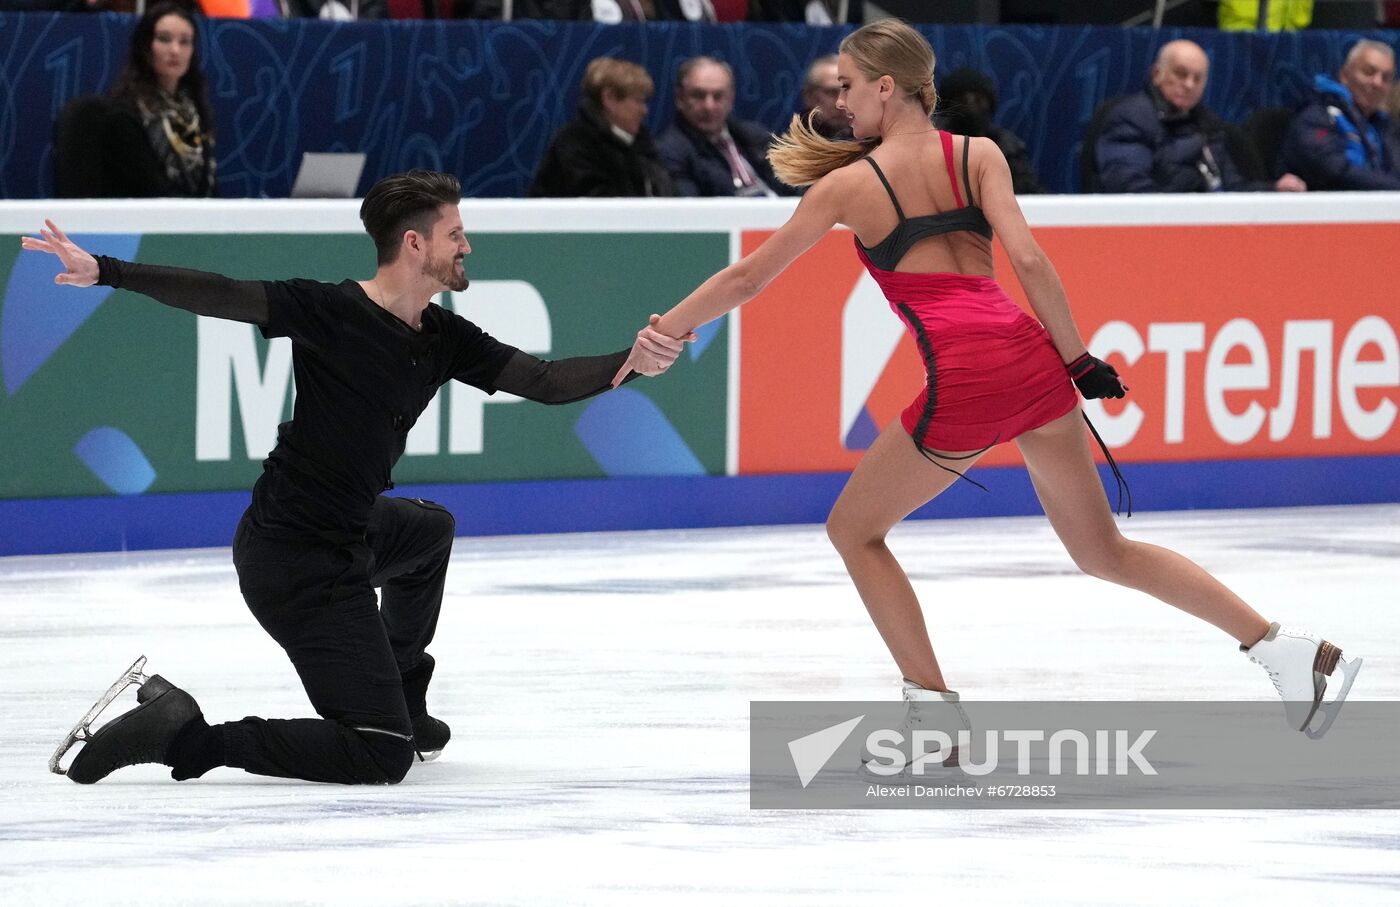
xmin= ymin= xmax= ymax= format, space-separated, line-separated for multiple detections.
xmin=613 ymin=168 xmax=853 ymax=385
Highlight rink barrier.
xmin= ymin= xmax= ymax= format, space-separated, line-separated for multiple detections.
xmin=1 ymin=455 xmax=1397 ymax=556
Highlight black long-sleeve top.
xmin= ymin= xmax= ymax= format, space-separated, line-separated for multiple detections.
xmin=96 ymin=257 xmax=634 ymax=540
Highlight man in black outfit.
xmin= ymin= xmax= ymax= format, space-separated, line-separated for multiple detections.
xmin=24 ymin=170 xmax=688 ymax=785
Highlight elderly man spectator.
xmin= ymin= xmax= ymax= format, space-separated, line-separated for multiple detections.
xmin=529 ymin=57 xmax=675 ymax=198
xmin=1095 ymin=39 xmax=1306 ymax=193
xmin=655 ymin=56 xmax=795 ymax=197
xmin=1280 ymin=40 xmax=1400 ymax=191
xmin=935 ymin=66 xmax=1044 ymax=194
xmin=796 ymin=55 xmax=851 ymax=141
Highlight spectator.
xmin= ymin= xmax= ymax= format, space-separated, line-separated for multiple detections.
xmin=935 ymin=66 xmax=1044 ymax=194
xmin=1281 ymin=40 xmax=1400 ymax=191
xmin=749 ymin=0 xmax=839 ymax=21
xmin=281 ymin=0 xmax=388 ymax=18
xmin=1094 ymin=39 xmax=1305 ymax=193
xmin=386 ymin=1 xmax=567 ymax=17
xmin=0 ymin=1 xmax=127 ymax=9
xmin=796 ymin=54 xmax=851 ymax=141
xmin=107 ymin=2 xmax=218 ymax=196
xmin=529 ymin=57 xmax=675 ymax=197
xmin=388 ymin=1 xmax=700 ymax=20
xmin=594 ymin=0 xmax=715 ymax=20
xmin=1218 ymin=0 xmax=1312 ymax=30
xmin=655 ymin=56 xmax=795 ymax=197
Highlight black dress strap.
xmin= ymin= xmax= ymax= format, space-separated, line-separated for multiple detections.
xmin=960 ymin=135 xmax=975 ymax=207
xmin=864 ymin=157 xmax=907 ymax=221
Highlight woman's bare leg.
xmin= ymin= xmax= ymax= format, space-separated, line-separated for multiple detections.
xmin=1015 ymin=408 xmax=1271 ymax=646
xmin=826 ymin=422 xmax=987 ymax=691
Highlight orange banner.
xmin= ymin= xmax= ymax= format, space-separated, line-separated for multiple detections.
xmin=738 ymin=223 xmax=1400 ymax=474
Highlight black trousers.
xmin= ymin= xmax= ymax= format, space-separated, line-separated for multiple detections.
xmin=221 ymin=496 xmax=455 ymax=784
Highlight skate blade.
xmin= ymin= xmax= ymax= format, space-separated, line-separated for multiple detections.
xmin=858 ymin=746 xmax=961 ymax=780
xmin=49 ymin=656 xmax=150 ymax=776
xmin=415 ymin=749 xmax=443 ymax=763
xmin=1304 ymin=655 xmax=1362 ymax=740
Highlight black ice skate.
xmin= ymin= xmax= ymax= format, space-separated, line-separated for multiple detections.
xmin=411 ymin=714 xmax=451 ymax=763
xmin=51 ymin=656 xmax=203 ymax=783
xmin=402 ymin=654 xmax=451 ymax=763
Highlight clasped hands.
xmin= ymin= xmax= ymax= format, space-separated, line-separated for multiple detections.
xmin=611 ymin=316 xmax=695 ymax=387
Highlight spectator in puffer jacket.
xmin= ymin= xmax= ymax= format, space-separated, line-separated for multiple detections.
xmin=1281 ymin=39 xmax=1400 ymax=191
xmin=1095 ymin=39 xmax=1305 ymax=193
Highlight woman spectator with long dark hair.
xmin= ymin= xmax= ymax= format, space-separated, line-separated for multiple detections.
xmin=107 ymin=2 xmax=217 ymax=196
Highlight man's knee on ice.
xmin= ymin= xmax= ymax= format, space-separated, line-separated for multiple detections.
xmin=353 ymin=729 xmax=415 ymax=784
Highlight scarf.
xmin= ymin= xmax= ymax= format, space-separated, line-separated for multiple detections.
xmin=137 ymin=89 xmax=215 ymax=196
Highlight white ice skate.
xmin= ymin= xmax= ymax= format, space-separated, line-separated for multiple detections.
xmin=860 ymin=680 xmax=972 ymax=775
xmin=1242 ymin=622 xmax=1362 ymax=739
xmin=49 ymin=655 xmax=150 ymax=775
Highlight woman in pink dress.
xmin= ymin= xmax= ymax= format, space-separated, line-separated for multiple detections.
xmin=615 ymin=19 xmax=1358 ymax=739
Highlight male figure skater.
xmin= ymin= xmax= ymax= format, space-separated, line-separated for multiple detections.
xmin=27 ymin=170 xmax=689 ymax=785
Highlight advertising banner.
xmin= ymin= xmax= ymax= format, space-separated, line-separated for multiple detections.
xmin=737 ymin=223 xmax=1400 ymax=474
xmin=0 ymin=230 xmax=730 ymax=500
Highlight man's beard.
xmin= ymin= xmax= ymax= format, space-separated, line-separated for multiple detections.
xmin=426 ymin=254 xmax=469 ymax=292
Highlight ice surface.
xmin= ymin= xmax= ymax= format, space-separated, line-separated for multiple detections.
xmin=2 ymin=505 xmax=1397 ymax=904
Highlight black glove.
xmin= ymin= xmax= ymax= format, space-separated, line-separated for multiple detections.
xmin=1066 ymin=352 xmax=1126 ymax=399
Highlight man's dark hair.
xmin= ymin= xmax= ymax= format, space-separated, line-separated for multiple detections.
xmin=359 ymin=170 xmax=462 ymax=266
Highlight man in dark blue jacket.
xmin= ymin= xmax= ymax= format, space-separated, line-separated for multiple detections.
xmin=1095 ymin=40 xmax=1306 ymax=193
xmin=655 ymin=56 xmax=796 ymax=198
xmin=1281 ymin=40 xmax=1400 ymax=191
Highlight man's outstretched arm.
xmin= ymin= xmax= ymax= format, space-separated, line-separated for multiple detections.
xmin=488 ymin=315 xmax=692 ymax=404
xmin=20 ymin=220 xmax=269 ymax=325
xmin=493 ymin=349 xmax=638 ymax=405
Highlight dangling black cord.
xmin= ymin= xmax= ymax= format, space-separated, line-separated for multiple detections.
xmin=912 ymin=437 xmax=996 ymax=493
xmin=1081 ymin=412 xmax=1132 ymax=517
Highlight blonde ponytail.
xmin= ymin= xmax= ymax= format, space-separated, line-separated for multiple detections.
xmin=767 ymin=111 xmax=876 ymax=188
xmin=769 ymin=20 xmax=939 ymax=187
xmin=917 ymin=78 xmax=937 ymax=116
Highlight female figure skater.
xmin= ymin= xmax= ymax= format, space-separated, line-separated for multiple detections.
xmin=614 ymin=20 xmax=1359 ymax=738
